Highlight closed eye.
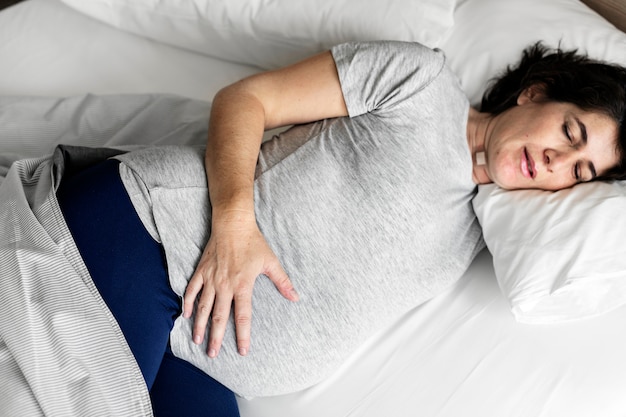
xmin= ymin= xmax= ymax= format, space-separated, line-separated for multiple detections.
xmin=563 ymin=122 xmax=573 ymax=144
xmin=564 ymin=122 xmax=584 ymax=182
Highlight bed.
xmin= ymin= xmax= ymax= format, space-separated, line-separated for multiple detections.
xmin=1 ymin=0 xmax=626 ymax=416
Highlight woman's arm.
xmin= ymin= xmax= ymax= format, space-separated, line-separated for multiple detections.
xmin=182 ymin=51 xmax=348 ymax=358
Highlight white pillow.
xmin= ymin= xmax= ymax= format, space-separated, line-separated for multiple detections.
xmin=473 ymin=183 xmax=626 ymax=324
xmin=58 ymin=0 xmax=455 ymax=70
xmin=440 ymin=0 xmax=626 ymax=105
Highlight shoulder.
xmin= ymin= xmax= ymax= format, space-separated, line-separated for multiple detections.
xmin=330 ymin=41 xmax=448 ymax=115
xmin=331 ymin=40 xmax=445 ymax=71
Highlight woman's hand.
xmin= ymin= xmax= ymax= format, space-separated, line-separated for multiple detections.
xmin=182 ymin=210 xmax=299 ymax=358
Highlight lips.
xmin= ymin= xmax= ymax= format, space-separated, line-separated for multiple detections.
xmin=521 ymin=148 xmax=536 ymax=179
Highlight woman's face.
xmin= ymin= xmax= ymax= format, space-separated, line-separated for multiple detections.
xmin=484 ymin=88 xmax=620 ymax=191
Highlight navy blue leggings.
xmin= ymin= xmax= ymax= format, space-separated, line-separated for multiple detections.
xmin=57 ymin=158 xmax=239 ymax=417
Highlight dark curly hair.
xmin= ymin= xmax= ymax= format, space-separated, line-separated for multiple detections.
xmin=480 ymin=42 xmax=626 ymax=181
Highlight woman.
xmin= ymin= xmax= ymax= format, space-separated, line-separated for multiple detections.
xmin=113 ymin=40 xmax=626 ymax=407
xmin=182 ymin=41 xmax=626 ymax=362
xmin=3 ymin=41 xmax=626 ymax=416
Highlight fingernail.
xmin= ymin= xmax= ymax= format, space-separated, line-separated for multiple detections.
xmin=239 ymin=347 xmax=247 ymax=356
xmin=193 ymin=335 xmax=202 ymax=345
xmin=290 ymin=289 xmax=300 ymax=301
xmin=208 ymin=348 xmax=217 ymax=358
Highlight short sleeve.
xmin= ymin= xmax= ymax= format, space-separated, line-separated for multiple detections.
xmin=331 ymin=41 xmax=446 ymax=117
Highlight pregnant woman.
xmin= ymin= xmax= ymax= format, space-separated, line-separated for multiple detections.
xmin=2 ymin=40 xmax=625 ymax=416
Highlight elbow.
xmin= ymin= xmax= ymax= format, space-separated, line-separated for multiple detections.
xmin=212 ymin=80 xmax=255 ymax=108
xmin=211 ymin=78 xmax=271 ymax=126
xmin=214 ymin=73 xmax=289 ymax=130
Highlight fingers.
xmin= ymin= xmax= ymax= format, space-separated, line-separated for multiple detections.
xmin=266 ymin=261 xmax=299 ymax=302
xmin=183 ymin=273 xmax=205 ymax=319
xmin=207 ymin=292 xmax=232 ymax=358
xmin=185 ymin=267 xmax=255 ymax=357
xmin=183 ymin=234 xmax=299 ymax=359
xmin=233 ymin=291 xmax=252 ymax=356
xmin=190 ymin=284 xmax=253 ymax=358
xmin=186 ymin=272 xmax=215 ymax=346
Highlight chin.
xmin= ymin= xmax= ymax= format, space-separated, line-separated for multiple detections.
xmin=487 ymin=165 xmax=519 ymax=190
xmin=494 ymin=181 xmax=520 ymax=190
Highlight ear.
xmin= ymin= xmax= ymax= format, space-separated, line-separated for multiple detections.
xmin=517 ymin=84 xmax=547 ymax=105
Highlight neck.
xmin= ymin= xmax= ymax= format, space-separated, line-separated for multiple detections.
xmin=467 ymin=108 xmax=493 ymax=185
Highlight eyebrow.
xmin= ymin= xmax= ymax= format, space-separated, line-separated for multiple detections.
xmin=575 ymin=117 xmax=596 ymax=179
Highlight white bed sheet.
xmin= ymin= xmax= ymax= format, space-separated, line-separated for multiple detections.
xmin=2 ymin=1 xmax=626 ymax=416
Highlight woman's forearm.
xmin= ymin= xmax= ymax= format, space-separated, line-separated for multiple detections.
xmin=205 ymin=83 xmax=265 ymax=223
xmin=206 ymin=51 xmax=347 ymax=220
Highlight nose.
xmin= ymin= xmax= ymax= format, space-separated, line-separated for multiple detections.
xmin=543 ymin=148 xmax=576 ymax=174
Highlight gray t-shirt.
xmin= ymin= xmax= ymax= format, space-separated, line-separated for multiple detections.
xmin=117 ymin=41 xmax=483 ymax=398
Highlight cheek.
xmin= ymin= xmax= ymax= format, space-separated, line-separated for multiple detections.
xmin=542 ymin=177 xmax=576 ymax=192
xmin=487 ymin=151 xmax=520 ymax=189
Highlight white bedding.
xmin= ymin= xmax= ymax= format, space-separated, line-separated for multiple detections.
xmin=2 ymin=0 xmax=626 ymax=416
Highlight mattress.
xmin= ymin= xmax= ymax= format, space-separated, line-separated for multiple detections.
xmin=2 ymin=0 xmax=626 ymax=416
